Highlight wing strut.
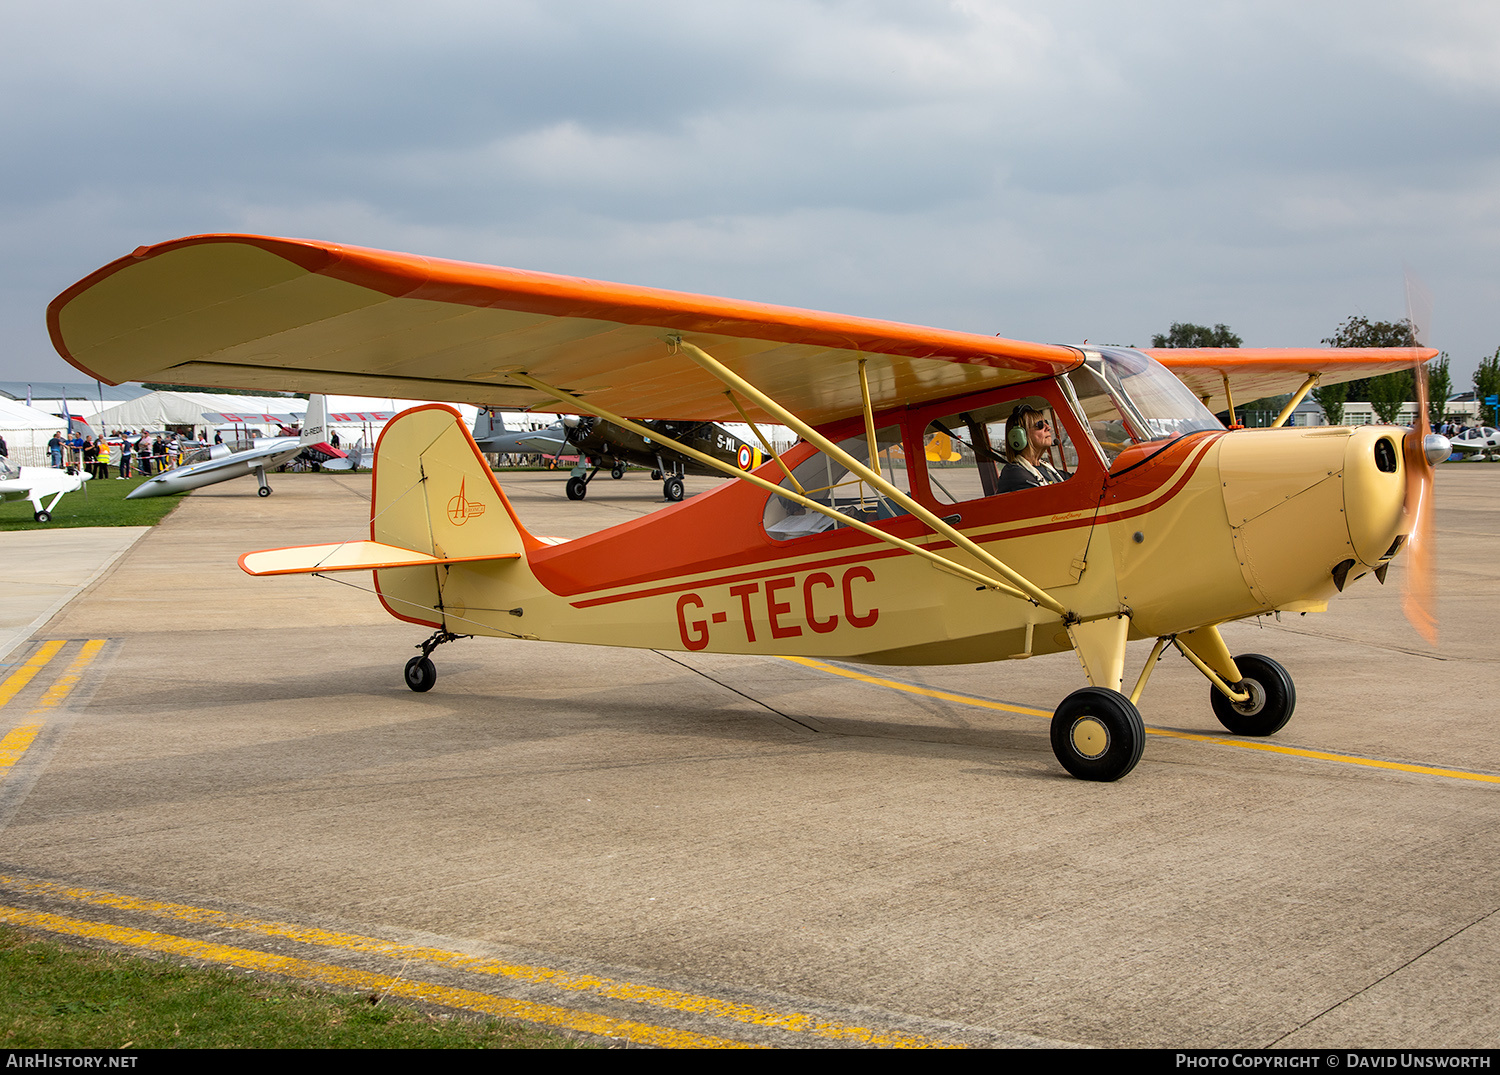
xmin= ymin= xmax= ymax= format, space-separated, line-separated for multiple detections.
xmin=508 ymin=372 xmax=1034 ymax=601
xmin=724 ymin=390 xmax=804 ymax=494
xmin=669 ymin=340 xmax=1069 ymax=616
xmin=1270 ymin=373 xmax=1319 ymax=428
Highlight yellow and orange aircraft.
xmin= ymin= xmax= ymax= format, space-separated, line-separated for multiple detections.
xmin=47 ymin=235 xmax=1445 ymax=781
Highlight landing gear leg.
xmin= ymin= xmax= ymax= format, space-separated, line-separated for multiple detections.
xmin=404 ymin=630 xmax=470 ymax=693
xmin=1174 ymin=627 xmax=1294 ymax=736
xmin=1051 ymin=614 xmax=1142 ymax=780
xmin=566 ymin=462 xmax=601 ymax=500
xmin=255 ymin=467 xmax=272 ymax=497
xmin=1209 ymin=654 xmax=1295 ymax=736
xmin=661 ymin=460 xmax=686 ymax=502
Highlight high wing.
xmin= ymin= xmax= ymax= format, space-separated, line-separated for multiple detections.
xmin=1148 ymin=347 xmax=1436 ymax=404
xmin=50 ymin=235 xmax=1432 ymax=424
xmin=48 ymin=235 xmax=1074 ymax=427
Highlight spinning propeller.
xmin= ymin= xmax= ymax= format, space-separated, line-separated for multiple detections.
xmin=1400 ymin=272 xmax=1443 ymax=645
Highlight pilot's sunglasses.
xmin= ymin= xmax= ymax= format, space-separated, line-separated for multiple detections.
xmin=1031 ymin=418 xmax=1051 ymax=430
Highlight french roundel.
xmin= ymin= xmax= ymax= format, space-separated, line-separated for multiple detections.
xmin=737 ymin=445 xmax=753 ymax=470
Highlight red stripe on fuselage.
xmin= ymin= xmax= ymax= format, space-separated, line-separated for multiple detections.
xmin=562 ymin=433 xmax=1219 ymax=609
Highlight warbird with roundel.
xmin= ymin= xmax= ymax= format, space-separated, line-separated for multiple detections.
xmin=48 ymin=235 xmax=1449 ymax=781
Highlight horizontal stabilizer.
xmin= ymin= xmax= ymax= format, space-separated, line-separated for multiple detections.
xmin=240 ymin=541 xmax=519 ymax=577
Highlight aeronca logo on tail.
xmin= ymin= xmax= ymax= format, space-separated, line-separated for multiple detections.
xmin=447 ymin=479 xmax=486 ymax=526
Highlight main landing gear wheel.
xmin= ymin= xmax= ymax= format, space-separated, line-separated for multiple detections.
xmin=33 ymin=510 xmax=51 ymax=523
xmin=257 ymin=485 xmax=272 ymax=497
xmin=565 ymin=476 xmax=588 ymax=500
xmin=404 ymin=656 xmax=436 ymax=693
xmin=611 ymin=462 xmax=625 ymax=480
xmin=1211 ymin=653 xmax=1295 ymax=736
xmin=663 ymin=475 xmax=685 ymax=501
xmin=1050 ymin=687 xmax=1145 ymax=782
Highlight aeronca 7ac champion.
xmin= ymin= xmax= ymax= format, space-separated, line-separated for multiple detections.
xmin=47 ymin=235 xmax=1449 ymax=781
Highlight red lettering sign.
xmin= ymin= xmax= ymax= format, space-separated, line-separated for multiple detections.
xmin=803 ymin=572 xmax=839 ymax=634
xmin=842 ymin=566 xmax=878 ymax=629
xmin=765 ymin=577 xmax=802 ymax=639
xmin=729 ymin=583 xmax=759 ymax=642
xmin=676 ymin=594 xmax=709 ymax=651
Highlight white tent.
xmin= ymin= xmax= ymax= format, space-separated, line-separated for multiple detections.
xmin=0 ymin=398 xmax=69 ymax=467
xmin=90 ymin=391 xmax=304 ymax=436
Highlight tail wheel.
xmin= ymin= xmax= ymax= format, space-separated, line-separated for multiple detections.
xmin=1211 ymin=654 xmax=1295 ymax=736
xmin=611 ymin=462 xmax=625 ymax=479
xmin=565 ymin=477 xmax=587 ymax=500
xmin=663 ymin=475 xmax=684 ymax=501
xmin=404 ymin=656 xmax=437 ymax=693
xmin=1050 ymin=688 xmax=1145 ymax=782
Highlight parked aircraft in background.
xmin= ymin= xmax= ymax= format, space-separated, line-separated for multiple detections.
xmin=472 ymin=410 xmax=569 ymax=460
xmin=1448 ymin=425 xmax=1498 ymax=460
xmin=474 ymin=408 xmax=763 ymax=501
xmin=555 ymin=414 xmax=762 ymax=501
xmin=0 ymin=457 xmax=90 ymax=522
xmin=126 ymin=396 xmax=334 ymax=499
xmin=50 ymin=234 xmax=1446 ymax=782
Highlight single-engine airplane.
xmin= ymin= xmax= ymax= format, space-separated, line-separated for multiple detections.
xmin=473 ymin=409 xmax=570 ymax=460
xmin=0 ymin=456 xmax=91 ymax=522
xmin=474 ymin=406 xmax=763 ymax=500
xmin=48 ymin=235 xmax=1448 ymax=781
xmin=1448 ymin=425 xmax=1498 ymax=460
xmin=127 ymin=395 xmax=333 ymax=499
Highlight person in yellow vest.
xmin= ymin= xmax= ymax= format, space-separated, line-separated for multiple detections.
xmin=96 ymin=438 xmax=111 ymax=479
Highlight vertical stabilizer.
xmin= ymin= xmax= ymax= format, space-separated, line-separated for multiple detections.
xmin=299 ymin=395 xmax=328 ymax=446
xmin=369 ymin=404 xmax=538 ymax=628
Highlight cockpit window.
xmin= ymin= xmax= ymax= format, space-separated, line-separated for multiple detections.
xmin=763 ymin=426 xmax=909 ymax=540
xmin=1065 ymin=347 xmax=1223 ymax=463
xmin=922 ymin=396 xmax=1076 ymax=506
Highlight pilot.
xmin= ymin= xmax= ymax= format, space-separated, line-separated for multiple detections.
xmin=995 ymin=405 xmax=1067 ymax=493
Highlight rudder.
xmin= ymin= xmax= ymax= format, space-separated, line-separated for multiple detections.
xmin=370 ymin=405 xmax=537 ymax=628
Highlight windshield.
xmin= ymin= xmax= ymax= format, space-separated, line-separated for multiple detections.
xmin=1065 ymin=347 xmax=1223 ymax=463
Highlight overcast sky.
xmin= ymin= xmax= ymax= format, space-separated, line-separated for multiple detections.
xmin=4 ymin=0 xmax=1496 ymax=391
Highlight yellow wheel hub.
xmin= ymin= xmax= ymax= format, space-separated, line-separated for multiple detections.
xmin=1071 ymin=717 xmax=1109 ymax=759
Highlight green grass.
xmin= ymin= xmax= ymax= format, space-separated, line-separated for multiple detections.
xmin=0 ymin=926 xmax=585 ymax=1049
xmin=0 ymin=474 xmax=184 ymax=532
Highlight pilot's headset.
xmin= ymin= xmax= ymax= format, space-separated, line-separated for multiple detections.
xmin=1005 ymin=405 xmax=1041 ymax=459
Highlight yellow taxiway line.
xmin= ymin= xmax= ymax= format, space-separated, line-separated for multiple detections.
xmin=0 ymin=903 xmax=748 ymax=1049
xmin=0 ymin=639 xmax=67 ymax=710
xmin=0 ymin=640 xmax=107 ymax=773
xmin=783 ymin=655 xmax=1500 ymax=786
xmin=0 ymin=875 xmax=962 ymax=1049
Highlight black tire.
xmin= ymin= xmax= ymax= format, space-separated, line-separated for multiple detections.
xmin=34 ymin=509 xmax=51 ymax=523
xmin=663 ymin=475 xmax=684 ymax=501
xmin=1050 ymin=687 xmax=1146 ymax=782
xmin=1212 ymin=654 xmax=1295 ymax=736
xmin=565 ymin=477 xmax=587 ymax=500
xmin=404 ymin=656 xmax=436 ymax=693
xmin=650 ymin=469 xmax=662 ymax=480
xmin=611 ymin=462 xmax=625 ymax=480
xmin=257 ymin=485 xmax=272 ymax=497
